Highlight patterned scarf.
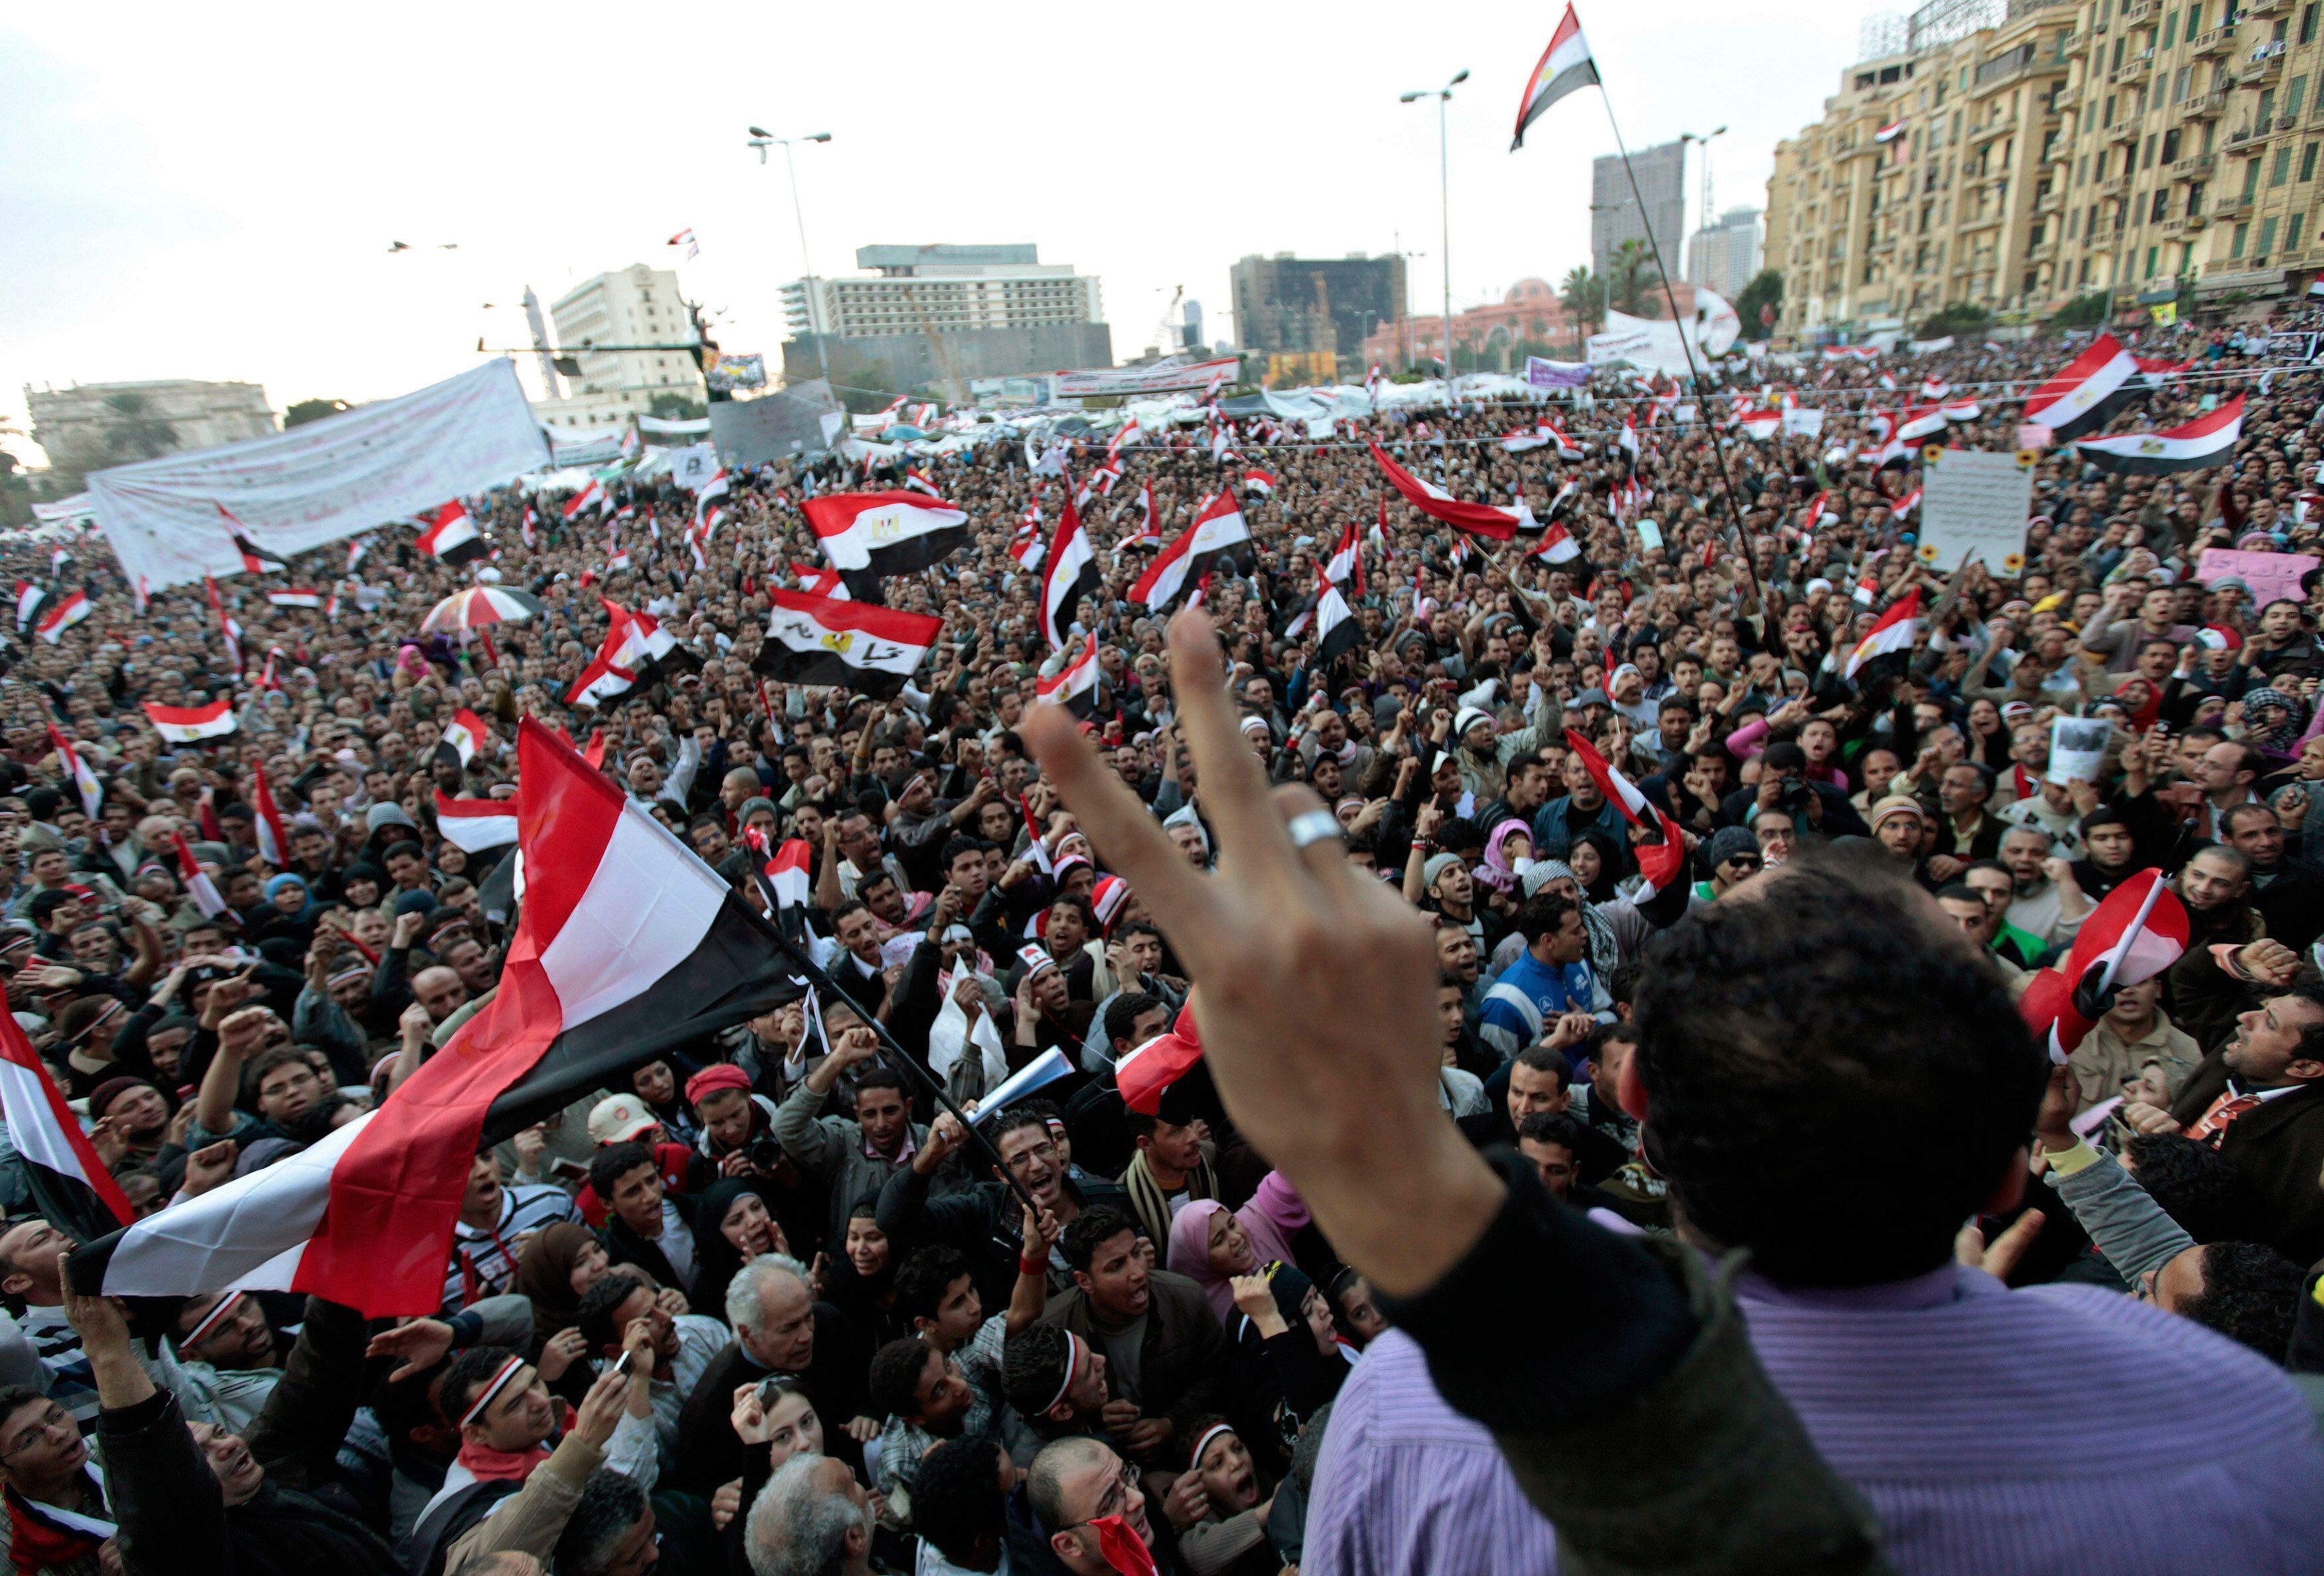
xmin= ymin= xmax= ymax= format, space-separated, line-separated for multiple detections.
xmin=1122 ymin=1149 xmax=1216 ymax=1252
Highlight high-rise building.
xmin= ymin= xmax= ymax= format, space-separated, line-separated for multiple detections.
xmin=1592 ymin=139 xmax=1689 ymax=279
xmin=1689 ymin=206 xmax=1766 ymax=297
xmin=778 ymin=245 xmax=1111 ymax=401
xmin=25 ymin=379 xmax=276 ymax=473
xmin=1226 ymin=254 xmax=1408 ymax=366
xmin=1762 ymin=0 xmax=2324 ymax=341
xmin=537 ymin=265 xmax=703 ymax=431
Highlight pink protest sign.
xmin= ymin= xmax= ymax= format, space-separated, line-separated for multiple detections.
xmin=2196 ymin=548 xmax=2319 ymax=607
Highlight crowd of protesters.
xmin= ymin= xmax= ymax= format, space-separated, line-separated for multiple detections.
xmin=3 ymin=304 xmax=2324 ymax=1575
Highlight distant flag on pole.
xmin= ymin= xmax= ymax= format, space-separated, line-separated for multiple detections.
xmin=1874 ymin=119 xmax=1905 ymax=143
xmin=667 ymin=226 xmax=699 ymax=261
xmin=1509 ymin=4 xmax=1598 ymax=151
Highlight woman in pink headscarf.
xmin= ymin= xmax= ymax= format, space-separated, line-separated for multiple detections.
xmin=1165 ymin=1171 xmax=1310 ymax=1321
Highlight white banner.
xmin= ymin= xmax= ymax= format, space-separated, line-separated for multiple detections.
xmin=1781 ymin=406 xmax=1826 ymax=437
xmin=1916 ymin=446 xmax=2034 ymax=575
xmin=637 ymin=413 xmax=713 ymax=434
xmin=1052 ymin=358 xmax=1239 ymax=399
xmin=88 ymin=362 xmax=547 ymax=592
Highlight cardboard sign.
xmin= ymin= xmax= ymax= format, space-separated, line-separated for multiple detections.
xmin=2196 ymin=547 xmax=2320 ymax=608
xmin=1917 ymin=447 xmax=2034 ymax=575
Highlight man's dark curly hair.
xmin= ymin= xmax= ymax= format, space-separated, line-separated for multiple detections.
xmin=2123 ymin=1133 xmax=2256 ymax=1243
xmin=1632 ymin=855 xmax=2045 ymax=1287
xmin=2179 ymin=1241 xmax=2303 ymax=1362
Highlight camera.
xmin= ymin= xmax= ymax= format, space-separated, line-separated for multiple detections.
xmin=746 ymin=1138 xmax=786 ymax=1172
xmin=1776 ymin=775 xmax=1811 ymax=812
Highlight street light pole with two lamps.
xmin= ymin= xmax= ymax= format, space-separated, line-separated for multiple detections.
xmin=1400 ymin=69 xmax=1466 ymax=472
xmin=748 ymin=127 xmax=834 ymax=382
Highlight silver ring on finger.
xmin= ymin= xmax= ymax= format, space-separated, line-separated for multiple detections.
xmin=1287 ymin=810 xmax=1343 ymax=850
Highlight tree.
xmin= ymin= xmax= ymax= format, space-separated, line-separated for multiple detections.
xmin=1733 ymin=269 xmax=1785 ymax=338
xmin=1606 ymin=240 xmax=1663 ymax=319
xmin=1559 ymin=267 xmax=1606 ymax=338
xmin=648 ymin=392 xmax=708 ymax=422
xmin=99 ymin=392 xmax=176 ymax=463
xmin=284 ymin=398 xmax=352 ymax=428
xmin=0 ymin=438 xmax=29 ymax=530
xmin=1915 ymin=302 xmax=1995 ymax=339
xmin=2045 ymin=291 xmax=2110 ymax=329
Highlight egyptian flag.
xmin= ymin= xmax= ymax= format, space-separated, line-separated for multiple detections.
xmin=433 ymin=790 xmax=521 ymax=852
xmin=416 ymin=501 xmax=489 ymax=566
xmin=1324 ymin=516 xmax=1365 ymax=595
xmin=752 ymin=832 xmax=813 ymax=912
xmin=347 ymin=537 xmax=371 ymax=574
xmin=1898 ymin=404 xmax=1948 ymax=443
xmin=169 ymin=830 xmax=226 ymax=918
xmin=1889 ymin=485 xmax=1922 ymax=518
xmin=70 ymin=722 xmax=806 ymax=1316
xmin=436 ymin=708 xmax=487 ymax=770
xmin=1040 ymin=497 xmax=1099 ymax=649
xmin=1920 ymin=377 xmax=1950 ymax=400
xmin=1874 ymin=118 xmax=1905 ymax=143
xmin=1037 ymin=643 xmax=1102 ymax=720
xmin=143 ymin=698 xmax=236 ymax=743
xmin=903 ymin=467 xmax=941 ymax=498
xmin=1367 ymin=442 xmax=1523 ymax=541
xmin=1124 ymin=483 xmax=1165 ymax=550
xmin=520 ymin=507 xmax=537 ymax=548
xmin=805 ymin=491 xmax=969 ymax=586
xmin=2074 ymin=396 xmax=2244 ymax=475
xmin=1842 ymin=588 xmax=1920 ymax=684
xmin=563 ymin=626 xmax=639 ymax=711
xmin=214 ymin=503 xmax=289 ymax=575
xmin=789 ymin=562 xmax=851 ymax=600
xmin=1941 ymin=395 xmax=1983 ymax=422
xmin=1863 ymin=432 xmax=1916 ymax=470
xmin=1118 ymin=990 xmax=1210 ymax=1116
xmin=1801 ymin=491 xmax=1834 ymax=532
xmin=0 ymin=1011 xmax=134 ymax=1245
xmin=1242 ymin=469 xmax=1276 ymax=498
xmin=1311 ymin=584 xmax=1363 ymax=672
xmin=12 ymin=580 xmax=47 ymax=633
xmin=562 ymin=477 xmax=608 ymax=522
xmin=2021 ymin=333 xmax=2138 ymax=441
xmin=1009 ymin=514 xmax=1046 ymax=573
xmin=2133 ymin=356 xmax=2191 ymax=387
xmin=1129 ymin=492 xmax=1252 ymax=612
xmin=602 ymin=598 xmax=702 ymax=683
xmin=1532 ymin=520 xmax=1582 ymax=564
xmin=606 ymin=546 xmax=632 ymax=574
xmin=1562 ymin=728 xmax=1687 ymax=894
xmin=2019 ymin=870 xmax=2189 ymax=1064
xmin=3 ymin=1468 xmax=117 ymax=1573
xmin=44 ymin=725 xmax=101 ymax=819
xmin=35 ymin=591 xmax=90 ymax=645
xmin=751 ymin=590 xmax=942 ymax=698
xmin=1511 ymin=3 xmax=1597 ymax=149
xmin=264 ymin=588 xmax=323 ymax=610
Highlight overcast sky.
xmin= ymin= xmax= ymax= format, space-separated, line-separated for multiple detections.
xmin=2 ymin=1 xmax=1896 ymax=469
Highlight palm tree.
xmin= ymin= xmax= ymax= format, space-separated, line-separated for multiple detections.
xmin=1558 ymin=267 xmax=1606 ymax=345
xmin=99 ymin=392 xmax=177 ymax=464
xmin=1606 ymin=240 xmax=1663 ymax=319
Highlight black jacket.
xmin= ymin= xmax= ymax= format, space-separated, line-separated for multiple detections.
xmin=877 ymin=1166 xmax=1130 ymax=1310
xmin=604 ymin=1189 xmax=704 ymax=1308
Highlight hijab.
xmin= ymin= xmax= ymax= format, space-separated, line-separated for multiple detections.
xmin=262 ymin=872 xmax=313 ymax=924
xmin=515 ymin=1221 xmax=598 ymax=1340
xmin=1165 ymin=1196 xmax=1298 ymax=1322
xmin=689 ymin=1178 xmax=777 ymax=1320
xmin=2244 ymin=686 xmax=2310 ymax=757
xmin=1473 ymin=819 xmax=1531 ymax=894
xmin=1570 ymin=830 xmax=1625 ymax=906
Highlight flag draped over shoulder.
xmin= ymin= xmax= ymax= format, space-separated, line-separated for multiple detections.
xmin=69 ymin=721 xmax=805 ymax=1316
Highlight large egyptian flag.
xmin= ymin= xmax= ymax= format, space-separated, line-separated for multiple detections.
xmin=0 ymin=1012 xmax=134 ymax=1244
xmin=1040 ymin=496 xmax=1100 ymax=649
xmin=1842 ymin=588 xmax=1920 ymax=686
xmin=1129 ymin=493 xmax=1252 ymax=613
xmin=69 ymin=721 xmax=805 ymax=1316
xmin=1311 ymin=584 xmax=1363 ymax=672
xmin=2022 ymin=333 xmax=2139 ymax=441
xmin=751 ymin=590 xmax=942 ymax=698
xmin=805 ymin=491 xmax=969 ymax=594
xmin=1511 ymin=4 xmax=1598 ymax=151
xmin=143 ymin=698 xmax=236 ymax=744
xmin=2074 ymin=396 xmax=2244 ymax=475
xmin=1368 ymin=442 xmax=1524 ymax=541
xmin=433 ymin=789 xmax=521 ymax=852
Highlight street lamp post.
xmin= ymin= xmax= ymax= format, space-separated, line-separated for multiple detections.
xmin=1401 ymin=70 xmax=1467 ymax=471
xmin=748 ymin=127 xmax=834 ymax=383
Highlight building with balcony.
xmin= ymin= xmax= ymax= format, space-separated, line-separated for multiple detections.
xmin=535 ymin=265 xmax=704 ymax=431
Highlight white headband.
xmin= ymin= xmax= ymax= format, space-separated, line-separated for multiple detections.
xmin=1190 ymin=1422 xmax=1236 ymax=1472
xmin=460 ymin=1354 xmax=527 ymax=1427
xmin=1042 ymin=1333 xmax=1083 ymax=1415
xmin=182 ymin=1291 xmax=243 ymax=1350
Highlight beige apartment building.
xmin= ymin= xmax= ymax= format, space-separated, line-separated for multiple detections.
xmin=1766 ymin=0 xmax=2324 ymax=339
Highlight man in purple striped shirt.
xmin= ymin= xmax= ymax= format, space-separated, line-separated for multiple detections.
xmin=1311 ymin=863 xmax=2324 ymax=1575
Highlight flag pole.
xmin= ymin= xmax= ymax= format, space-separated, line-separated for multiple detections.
xmin=744 ymin=860 xmax=1047 ymax=1227
xmin=1592 ymin=84 xmax=1760 ymax=600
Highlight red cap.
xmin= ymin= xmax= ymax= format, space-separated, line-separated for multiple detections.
xmin=685 ymin=1064 xmax=752 ymax=1107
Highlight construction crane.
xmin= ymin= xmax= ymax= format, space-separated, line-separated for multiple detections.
xmin=1152 ymin=285 xmax=1185 ymax=356
xmin=897 ymin=282 xmax=969 ymax=408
